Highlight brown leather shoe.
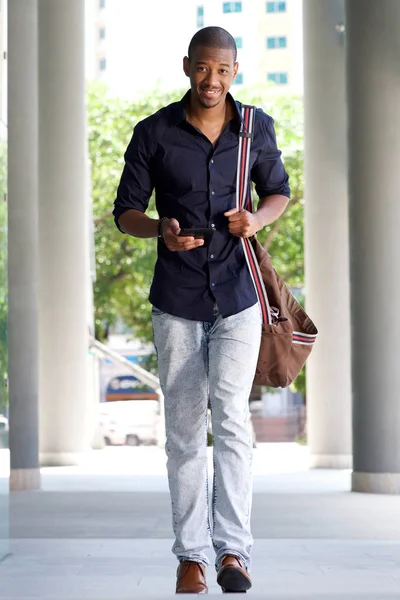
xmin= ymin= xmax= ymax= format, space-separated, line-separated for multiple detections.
xmin=217 ymin=554 xmax=252 ymax=593
xmin=176 ymin=560 xmax=208 ymax=594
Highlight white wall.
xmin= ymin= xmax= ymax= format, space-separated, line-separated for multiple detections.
xmin=0 ymin=0 xmax=7 ymax=141
xmin=87 ymin=0 xmax=197 ymax=98
xmin=85 ymin=0 xmax=97 ymax=81
xmin=289 ymin=0 xmax=304 ymax=94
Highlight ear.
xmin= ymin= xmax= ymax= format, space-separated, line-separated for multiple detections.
xmin=233 ymin=62 xmax=239 ymax=78
xmin=183 ymin=56 xmax=190 ymax=78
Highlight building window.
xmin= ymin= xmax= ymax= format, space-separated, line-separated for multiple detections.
xmin=234 ymin=73 xmax=243 ymax=85
xmin=266 ymin=1 xmax=286 ymax=13
xmin=99 ymin=27 xmax=106 ymax=40
xmin=99 ymin=0 xmax=106 ymax=8
xmin=223 ymin=2 xmax=242 ymax=13
xmin=266 ymin=36 xmax=287 ymax=49
xmin=99 ymin=58 xmax=107 ymax=71
xmin=196 ymin=6 xmax=204 ymax=27
xmin=235 ymin=36 xmax=243 ymax=49
xmin=267 ymin=72 xmax=288 ymax=85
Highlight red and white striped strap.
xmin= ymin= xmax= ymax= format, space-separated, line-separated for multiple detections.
xmin=237 ymin=105 xmax=272 ymax=326
xmin=237 ymin=105 xmax=316 ymax=347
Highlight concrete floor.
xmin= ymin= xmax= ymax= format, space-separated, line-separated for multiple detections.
xmin=1 ymin=444 xmax=400 ymax=599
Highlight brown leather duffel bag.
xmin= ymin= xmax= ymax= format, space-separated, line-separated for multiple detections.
xmin=251 ymin=237 xmax=317 ymax=387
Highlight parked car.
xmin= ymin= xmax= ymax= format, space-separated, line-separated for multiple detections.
xmin=99 ymin=400 xmax=159 ymax=446
xmin=0 ymin=415 xmax=9 ymax=449
xmin=99 ymin=415 xmax=127 ymax=446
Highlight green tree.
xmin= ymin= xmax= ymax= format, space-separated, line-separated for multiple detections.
xmin=240 ymin=88 xmax=306 ymax=396
xmin=240 ymin=88 xmax=305 ymax=285
xmin=88 ymin=83 xmax=306 ymax=384
xmin=88 ymin=82 xmax=185 ymax=342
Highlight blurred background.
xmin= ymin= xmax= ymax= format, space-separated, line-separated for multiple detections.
xmin=1 ymin=4 xmax=400 ymax=594
xmin=0 ymin=0 xmax=311 ymax=465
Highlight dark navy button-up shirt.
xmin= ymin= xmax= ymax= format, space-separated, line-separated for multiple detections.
xmin=113 ymin=91 xmax=290 ymax=322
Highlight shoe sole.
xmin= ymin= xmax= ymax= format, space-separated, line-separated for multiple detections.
xmin=176 ymin=590 xmax=207 ymax=594
xmin=217 ymin=567 xmax=252 ymax=593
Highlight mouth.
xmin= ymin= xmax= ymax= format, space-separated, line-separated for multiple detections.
xmin=201 ymin=89 xmax=222 ymax=99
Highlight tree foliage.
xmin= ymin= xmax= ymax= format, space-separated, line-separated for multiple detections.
xmin=239 ymin=88 xmax=306 ymax=395
xmin=0 ymin=84 xmax=307 ymax=414
xmin=240 ymin=87 xmax=304 ymax=285
xmin=88 ymin=82 xmax=185 ymax=342
xmin=88 ymin=82 xmax=305 ymax=352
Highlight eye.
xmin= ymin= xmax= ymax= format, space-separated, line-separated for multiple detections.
xmin=197 ymin=67 xmax=207 ymax=72
xmin=220 ymin=70 xmax=228 ymax=74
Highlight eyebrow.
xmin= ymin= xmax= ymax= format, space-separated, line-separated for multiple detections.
xmin=195 ymin=61 xmax=231 ymax=68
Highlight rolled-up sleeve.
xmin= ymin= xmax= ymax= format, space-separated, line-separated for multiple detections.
xmin=251 ymin=110 xmax=290 ymax=199
xmin=113 ymin=119 xmax=155 ymax=232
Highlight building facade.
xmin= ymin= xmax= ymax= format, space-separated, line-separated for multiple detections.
xmin=196 ymin=0 xmax=303 ymax=93
xmin=85 ymin=0 xmax=303 ymax=98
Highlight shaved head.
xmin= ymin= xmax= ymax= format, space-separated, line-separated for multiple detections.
xmin=188 ymin=26 xmax=237 ymax=63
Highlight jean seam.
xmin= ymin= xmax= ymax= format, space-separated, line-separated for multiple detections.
xmin=205 ymin=334 xmax=212 ymax=539
xmin=209 ymin=395 xmax=217 ymax=541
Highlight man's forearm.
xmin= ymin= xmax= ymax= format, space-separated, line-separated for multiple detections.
xmin=254 ymin=194 xmax=289 ymax=229
xmin=118 ymin=209 xmax=159 ymax=238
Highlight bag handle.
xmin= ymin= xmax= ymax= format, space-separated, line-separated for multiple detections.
xmin=236 ymin=105 xmax=272 ymax=326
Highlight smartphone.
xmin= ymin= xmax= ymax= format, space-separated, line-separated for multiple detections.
xmin=178 ymin=227 xmax=215 ymax=246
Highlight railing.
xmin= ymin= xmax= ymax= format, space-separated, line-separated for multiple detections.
xmin=89 ymin=337 xmax=165 ymax=446
xmin=89 ymin=337 xmax=160 ymax=390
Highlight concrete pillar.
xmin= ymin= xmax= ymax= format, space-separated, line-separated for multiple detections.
xmin=8 ymin=0 xmax=40 ymax=490
xmin=303 ymin=0 xmax=352 ymax=468
xmin=0 ymin=0 xmax=4 ymax=132
xmin=38 ymin=0 xmax=90 ymax=465
xmin=0 ymin=0 xmax=9 ymax=562
xmin=347 ymin=0 xmax=400 ymax=494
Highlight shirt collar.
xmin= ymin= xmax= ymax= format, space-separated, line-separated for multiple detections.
xmin=172 ymin=90 xmax=242 ymax=130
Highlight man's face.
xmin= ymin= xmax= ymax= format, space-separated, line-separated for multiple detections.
xmin=183 ymin=46 xmax=239 ymax=109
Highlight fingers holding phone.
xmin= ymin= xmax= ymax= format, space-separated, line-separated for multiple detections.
xmin=161 ymin=219 xmax=205 ymax=252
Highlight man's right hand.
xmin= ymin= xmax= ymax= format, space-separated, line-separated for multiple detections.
xmin=161 ymin=218 xmax=204 ymax=252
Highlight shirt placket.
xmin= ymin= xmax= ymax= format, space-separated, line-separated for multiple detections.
xmin=208 ymin=153 xmax=217 ymax=290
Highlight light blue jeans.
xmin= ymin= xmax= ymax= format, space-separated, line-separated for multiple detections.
xmin=152 ymin=303 xmax=262 ymax=571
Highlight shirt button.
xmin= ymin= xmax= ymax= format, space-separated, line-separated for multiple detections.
xmin=211 ymin=223 xmax=215 ymax=228
xmin=211 ymin=190 xmax=215 ymax=195
xmin=211 ymin=283 xmax=216 ymax=287
xmin=210 ymin=254 xmax=215 ymax=259
xmin=210 ymin=159 xmax=214 ymax=164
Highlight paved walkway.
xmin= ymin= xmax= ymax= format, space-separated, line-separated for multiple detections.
xmin=1 ymin=444 xmax=400 ymax=599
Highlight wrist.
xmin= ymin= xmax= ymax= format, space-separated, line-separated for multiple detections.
xmin=253 ymin=211 xmax=264 ymax=232
xmin=158 ymin=217 xmax=170 ymax=240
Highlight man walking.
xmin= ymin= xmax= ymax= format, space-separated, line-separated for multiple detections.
xmin=113 ymin=26 xmax=290 ymax=594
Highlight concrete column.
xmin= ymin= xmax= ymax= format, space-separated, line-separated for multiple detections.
xmin=8 ymin=0 xmax=40 ymax=490
xmin=0 ymin=0 xmax=4 ymax=131
xmin=347 ymin=0 xmax=400 ymax=494
xmin=38 ymin=0 xmax=91 ymax=465
xmin=0 ymin=0 xmax=9 ymax=561
xmin=303 ymin=0 xmax=352 ymax=468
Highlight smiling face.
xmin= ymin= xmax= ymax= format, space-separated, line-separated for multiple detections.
xmin=183 ymin=45 xmax=239 ymax=110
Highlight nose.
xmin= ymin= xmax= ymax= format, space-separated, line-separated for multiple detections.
xmin=204 ymin=70 xmax=220 ymax=88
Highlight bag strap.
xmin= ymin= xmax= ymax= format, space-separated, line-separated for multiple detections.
xmin=236 ymin=105 xmax=272 ymax=326
xmin=236 ymin=106 xmax=317 ymax=347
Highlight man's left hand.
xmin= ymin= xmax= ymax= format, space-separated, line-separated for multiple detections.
xmin=224 ymin=208 xmax=261 ymax=238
